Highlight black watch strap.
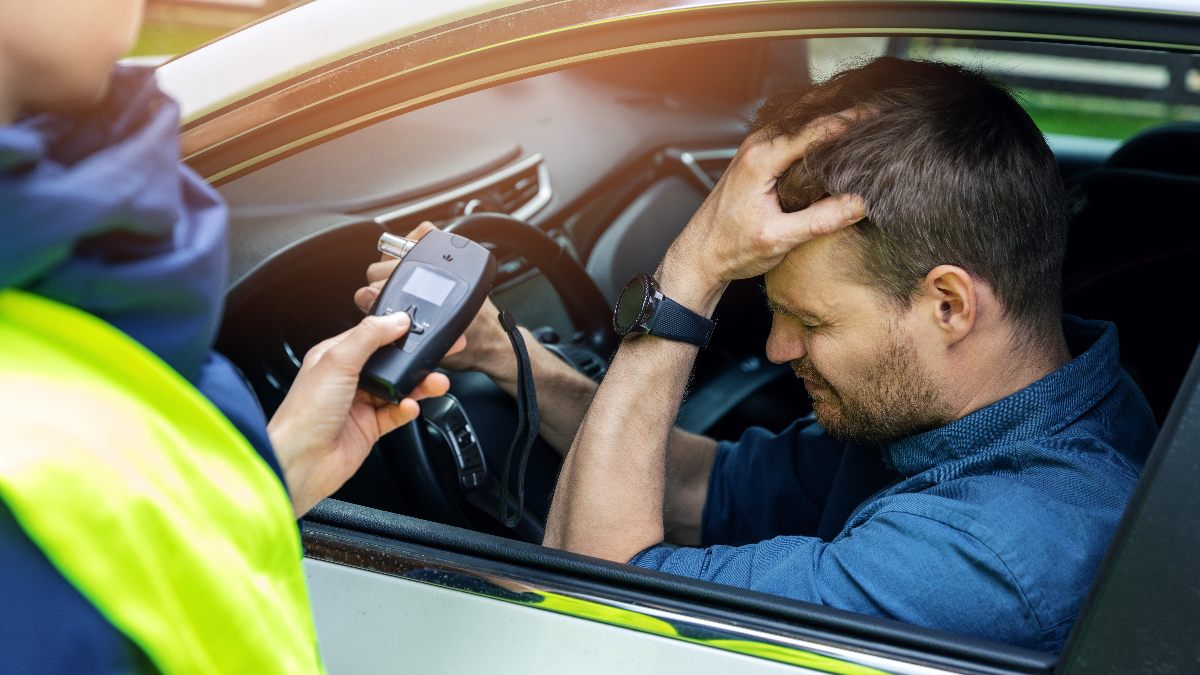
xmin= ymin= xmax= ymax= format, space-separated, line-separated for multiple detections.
xmin=649 ymin=294 xmax=716 ymax=347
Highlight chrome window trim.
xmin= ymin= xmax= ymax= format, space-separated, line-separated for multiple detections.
xmin=180 ymin=0 xmax=1200 ymax=184
xmin=373 ymin=153 xmax=551 ymax=228
xmin=303 ymin=525 xmax=1011 ymax=675
xmin=679 ymin=148 xmax=739 ymax=191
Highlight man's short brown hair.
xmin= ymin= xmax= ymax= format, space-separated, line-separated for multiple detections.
xmin=752 ymin=57 xmax=1068 ymax=343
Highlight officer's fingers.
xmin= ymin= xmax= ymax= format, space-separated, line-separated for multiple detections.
xmin=446 ymin=334 xmax=467 ymax=357
xmin=376 ymin=397 xmax=420 ymax=437
xmin=407 ymin=372 xmax=452 ymax=402
xmin=780 ymin=193 xmax=866 ymax=243
xmin=302 ymin=329 xmax=354 ymax=368
xmin=405 ymin=221 xmax=439 ymax=240
xmin=317 ymin=313 xmax=410 ymax=376
xmin=354 ymin=285 xmax=379 ymax=314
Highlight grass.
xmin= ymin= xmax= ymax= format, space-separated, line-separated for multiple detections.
xmin=1022 ymin=107 xmax=1167 ymax=140
xmin=1017 ymin=89 xmax=1200 ymax=140
xmin=126 ymin=21 xmax=229 ymax=58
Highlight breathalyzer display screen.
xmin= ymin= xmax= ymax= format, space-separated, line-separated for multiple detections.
xmin=402 ymin=267 xmax=456 ymax=306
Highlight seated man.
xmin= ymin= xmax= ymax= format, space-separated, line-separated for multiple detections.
xmin=356 ymin=58 xmax=1155 ymax=653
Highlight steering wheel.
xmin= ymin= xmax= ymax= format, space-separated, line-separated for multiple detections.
xmin=376 ymin=212 xmax=617 ymax=543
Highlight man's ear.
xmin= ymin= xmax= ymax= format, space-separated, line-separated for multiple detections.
xmin=921 ymin=265 xmax=977 ymax=345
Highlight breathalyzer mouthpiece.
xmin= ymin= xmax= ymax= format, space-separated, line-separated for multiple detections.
xmin=378 ymin=232 xmax=417 ymax=260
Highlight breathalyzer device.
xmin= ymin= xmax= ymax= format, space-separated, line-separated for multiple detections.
xmin=359 ymin=229 xmax=497 ymax=403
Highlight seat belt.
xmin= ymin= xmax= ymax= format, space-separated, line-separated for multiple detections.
xmin=497 ymin=311 xmax=540 ymax=528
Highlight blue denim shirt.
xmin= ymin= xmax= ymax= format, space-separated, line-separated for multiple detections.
xmin=631 ymin=316 xmax=1156 ymax=652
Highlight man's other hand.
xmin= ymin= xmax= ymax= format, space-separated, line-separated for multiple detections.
xmin=354 ymin=221 xmax=514 ymax=379
xmin=267 ymin=311 xmax=465 ymax=517
xmin=659 ymin=109 xmax=869 ymax=310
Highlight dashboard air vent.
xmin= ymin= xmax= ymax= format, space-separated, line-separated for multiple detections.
xmin=375 ymin=154 xmax=551 ymax=229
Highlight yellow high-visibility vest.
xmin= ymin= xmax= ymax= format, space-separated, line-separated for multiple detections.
xmin=0 ymin=289 xmax=324 ymax=675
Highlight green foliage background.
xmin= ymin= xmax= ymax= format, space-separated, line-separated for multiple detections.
xmin=126 ymin=21 xmax=228 ymax=58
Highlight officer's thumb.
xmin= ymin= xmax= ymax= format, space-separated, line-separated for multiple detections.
xmin=318 ymin=312 xmax=411 ymax=375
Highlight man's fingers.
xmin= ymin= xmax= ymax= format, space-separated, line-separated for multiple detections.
xmin=405 ymin=221 xmax=438 ymax=241
xmin=354 ymin=286 xmax=379 ymax=314
xmin=362 ymin=221 xmax=438 ymax=309
xmin=782 ymin=193 xmax=867 ymax=242
xmin=752 ymin=106 xmax=878 ymax=178
xmin=366 ymin=258 xmax=400 ymax=284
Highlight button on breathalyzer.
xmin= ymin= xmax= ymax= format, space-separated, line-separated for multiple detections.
xmin=359 ymin=230 xmax=497 ymax=403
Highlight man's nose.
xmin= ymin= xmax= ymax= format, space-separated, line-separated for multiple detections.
xmin=765 ymin=316 xmax=807 ymax=364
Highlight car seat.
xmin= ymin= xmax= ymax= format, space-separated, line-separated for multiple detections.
xmin=1060 ymin=122 xmax=1200 ymax=423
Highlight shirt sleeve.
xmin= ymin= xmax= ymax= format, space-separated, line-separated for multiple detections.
xmin=702 ymin=418 xmax=846 ymax=546
xmin=633 ymin=504 xmax=1047 ymax=650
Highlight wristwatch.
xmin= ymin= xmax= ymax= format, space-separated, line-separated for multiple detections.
xmin=613 ymin=273 xmax=716 ymax=347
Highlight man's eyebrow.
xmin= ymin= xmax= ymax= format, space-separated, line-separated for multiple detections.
xmin=763 ymin=294 xmax=820 ymax=322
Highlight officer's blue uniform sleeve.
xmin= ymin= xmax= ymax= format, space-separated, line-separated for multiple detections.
xmin=632 ymin=505 xmax=1045 ymax=649
xmin=0 ymin=502 xmax=154 ymax=674
xmin=195 ymin=351 xmax=287 ymax=490
xmin=701 ymin=418 xmax=846 ymax=546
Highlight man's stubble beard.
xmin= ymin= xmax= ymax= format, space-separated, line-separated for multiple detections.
xmin=791 ymin=323 xmax=955 ymax=445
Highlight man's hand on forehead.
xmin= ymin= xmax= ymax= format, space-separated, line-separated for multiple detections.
xmin=749 ymin=106 xmax=875 ymax=179
xmin=658 ymin=108 xmax=869 ymax=309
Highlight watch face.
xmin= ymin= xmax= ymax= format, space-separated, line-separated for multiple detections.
xmin=615 ymin=277 xmax=647 ymax=331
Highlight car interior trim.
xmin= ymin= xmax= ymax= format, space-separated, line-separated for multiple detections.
xmin=679 ymin=147 xmax=739 ymax=191
xmin=182 ymin=1 xmax=1200 ymax=184
xmin=374 ymin=153 xmax=551 ymax=227
xmin=302 ymin=521 xmax=1037 ymax=675
xmin=304 ymin=500 xmax=1058 ymax=674
xmin=190 ymin=29 xmax=1100 ymax=186
xmin=161 ymin=0 xmax=1199 ymax=126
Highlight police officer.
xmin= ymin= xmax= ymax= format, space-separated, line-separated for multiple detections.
xmin=0 ymin=1 xmax=461 ymax=672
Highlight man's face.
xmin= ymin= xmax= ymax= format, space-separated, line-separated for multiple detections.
xmin=764 ymin=230 xmax=954 ymax=445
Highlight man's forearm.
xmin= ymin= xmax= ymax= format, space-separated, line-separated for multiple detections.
xmin=476 ymin=326 xmax=598 ymax=454
xmin=543 ymin=266 xmax=724 ymax=561
xmin=543 ymin=336 xmax=698 ymax=558
xmin=473 ymin=323 xmax=716 ymax=544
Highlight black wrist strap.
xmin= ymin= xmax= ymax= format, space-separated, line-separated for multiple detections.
xmin=498 ymin=311 xmax=540 ymax=528
xmin=649 ymin=295 xmax=715 ymax=347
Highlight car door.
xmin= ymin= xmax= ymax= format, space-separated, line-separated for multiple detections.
xmin=158 ymin=1 xmax=1200 ymax=672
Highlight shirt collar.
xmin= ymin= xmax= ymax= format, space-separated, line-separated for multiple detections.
xmin=0 ymin=124 xmax=43 ymax=174
xmin=881 ymin=316 xmax=1122 ymax=476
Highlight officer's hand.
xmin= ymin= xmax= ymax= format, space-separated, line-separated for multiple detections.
xmin=354 ymin=221 xmax=514 ymax=378
xmin=657 ymin=109 xmax=869 ymax=305
xmin=268 ymin=311 xmax=466 ymax=517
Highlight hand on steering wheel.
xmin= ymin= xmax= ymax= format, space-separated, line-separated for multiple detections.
xmin=354 ymin=221 xmax=515 ymax=379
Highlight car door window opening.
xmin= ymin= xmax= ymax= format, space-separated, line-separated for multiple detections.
xmin=210 ymin=25 xmax=1200 ymax=674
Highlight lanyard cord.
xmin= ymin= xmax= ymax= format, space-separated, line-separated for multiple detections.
xmin=497 ymin=311 xmax=540 ymax=528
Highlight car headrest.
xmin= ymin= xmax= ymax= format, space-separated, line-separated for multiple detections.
xmin=1105 ymin=122 xmax=1200 ymax=176
xmin=1061 ymin=167 xmax=1200 ymax=283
